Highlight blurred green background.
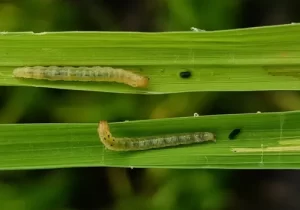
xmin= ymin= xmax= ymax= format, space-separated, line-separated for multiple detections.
xmin=1 ymin=0 xmax=300 ymax=209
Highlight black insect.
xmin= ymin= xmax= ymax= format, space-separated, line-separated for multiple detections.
xmin=228 ymin=128 xmax=241 ymax=140
xmin=179 ymin=71 xmax=192 ymax=78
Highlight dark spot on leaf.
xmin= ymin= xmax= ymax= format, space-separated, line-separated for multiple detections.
xmin=179 ymin=71 xmax=191 ymax=78
xmin=229 ymin=128 xmax=241 ymax=140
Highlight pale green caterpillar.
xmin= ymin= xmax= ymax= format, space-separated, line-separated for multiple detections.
xmin=13 ymin=66 xmax=149 ymax=88
xmin=98 ymin=121 xmax=216 ymax=151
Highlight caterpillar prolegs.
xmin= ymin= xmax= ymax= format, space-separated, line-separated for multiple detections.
xmin=98 ymin=121 xmax=216 ymax=151
xmin=13 ymin=66 xmax=149 ymax=88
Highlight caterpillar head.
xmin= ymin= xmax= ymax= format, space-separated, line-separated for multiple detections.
xmin=130 ymin=75 xmax=149 ymax=88
xmin=98 ymin=120 xmax=112 ymax=144
xmin=98 ymin=121 xmax=110 ymax=135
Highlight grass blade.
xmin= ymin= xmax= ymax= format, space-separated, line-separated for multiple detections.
xmin=1 ymin=24 xmax=300 ymax=94
xmin=1 ymin=111 xmax=300 ymax=169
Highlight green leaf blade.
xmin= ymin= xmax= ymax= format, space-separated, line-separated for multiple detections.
xmin=1 ymin=24 xmax=300 ymax=93
xmin=2 ymin=111 xmax=300 ymax=169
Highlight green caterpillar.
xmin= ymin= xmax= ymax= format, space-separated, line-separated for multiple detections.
xmin=98 ymin=121 xmax=216 ymax=151
xmin=13 ymin=66 xmax=149 ymax=88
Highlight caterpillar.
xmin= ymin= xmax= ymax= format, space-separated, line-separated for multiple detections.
xmin=98 ymin=121 xmax=216 ymax=151
xmin=13 ymin=66 xmax=149 ymax=88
